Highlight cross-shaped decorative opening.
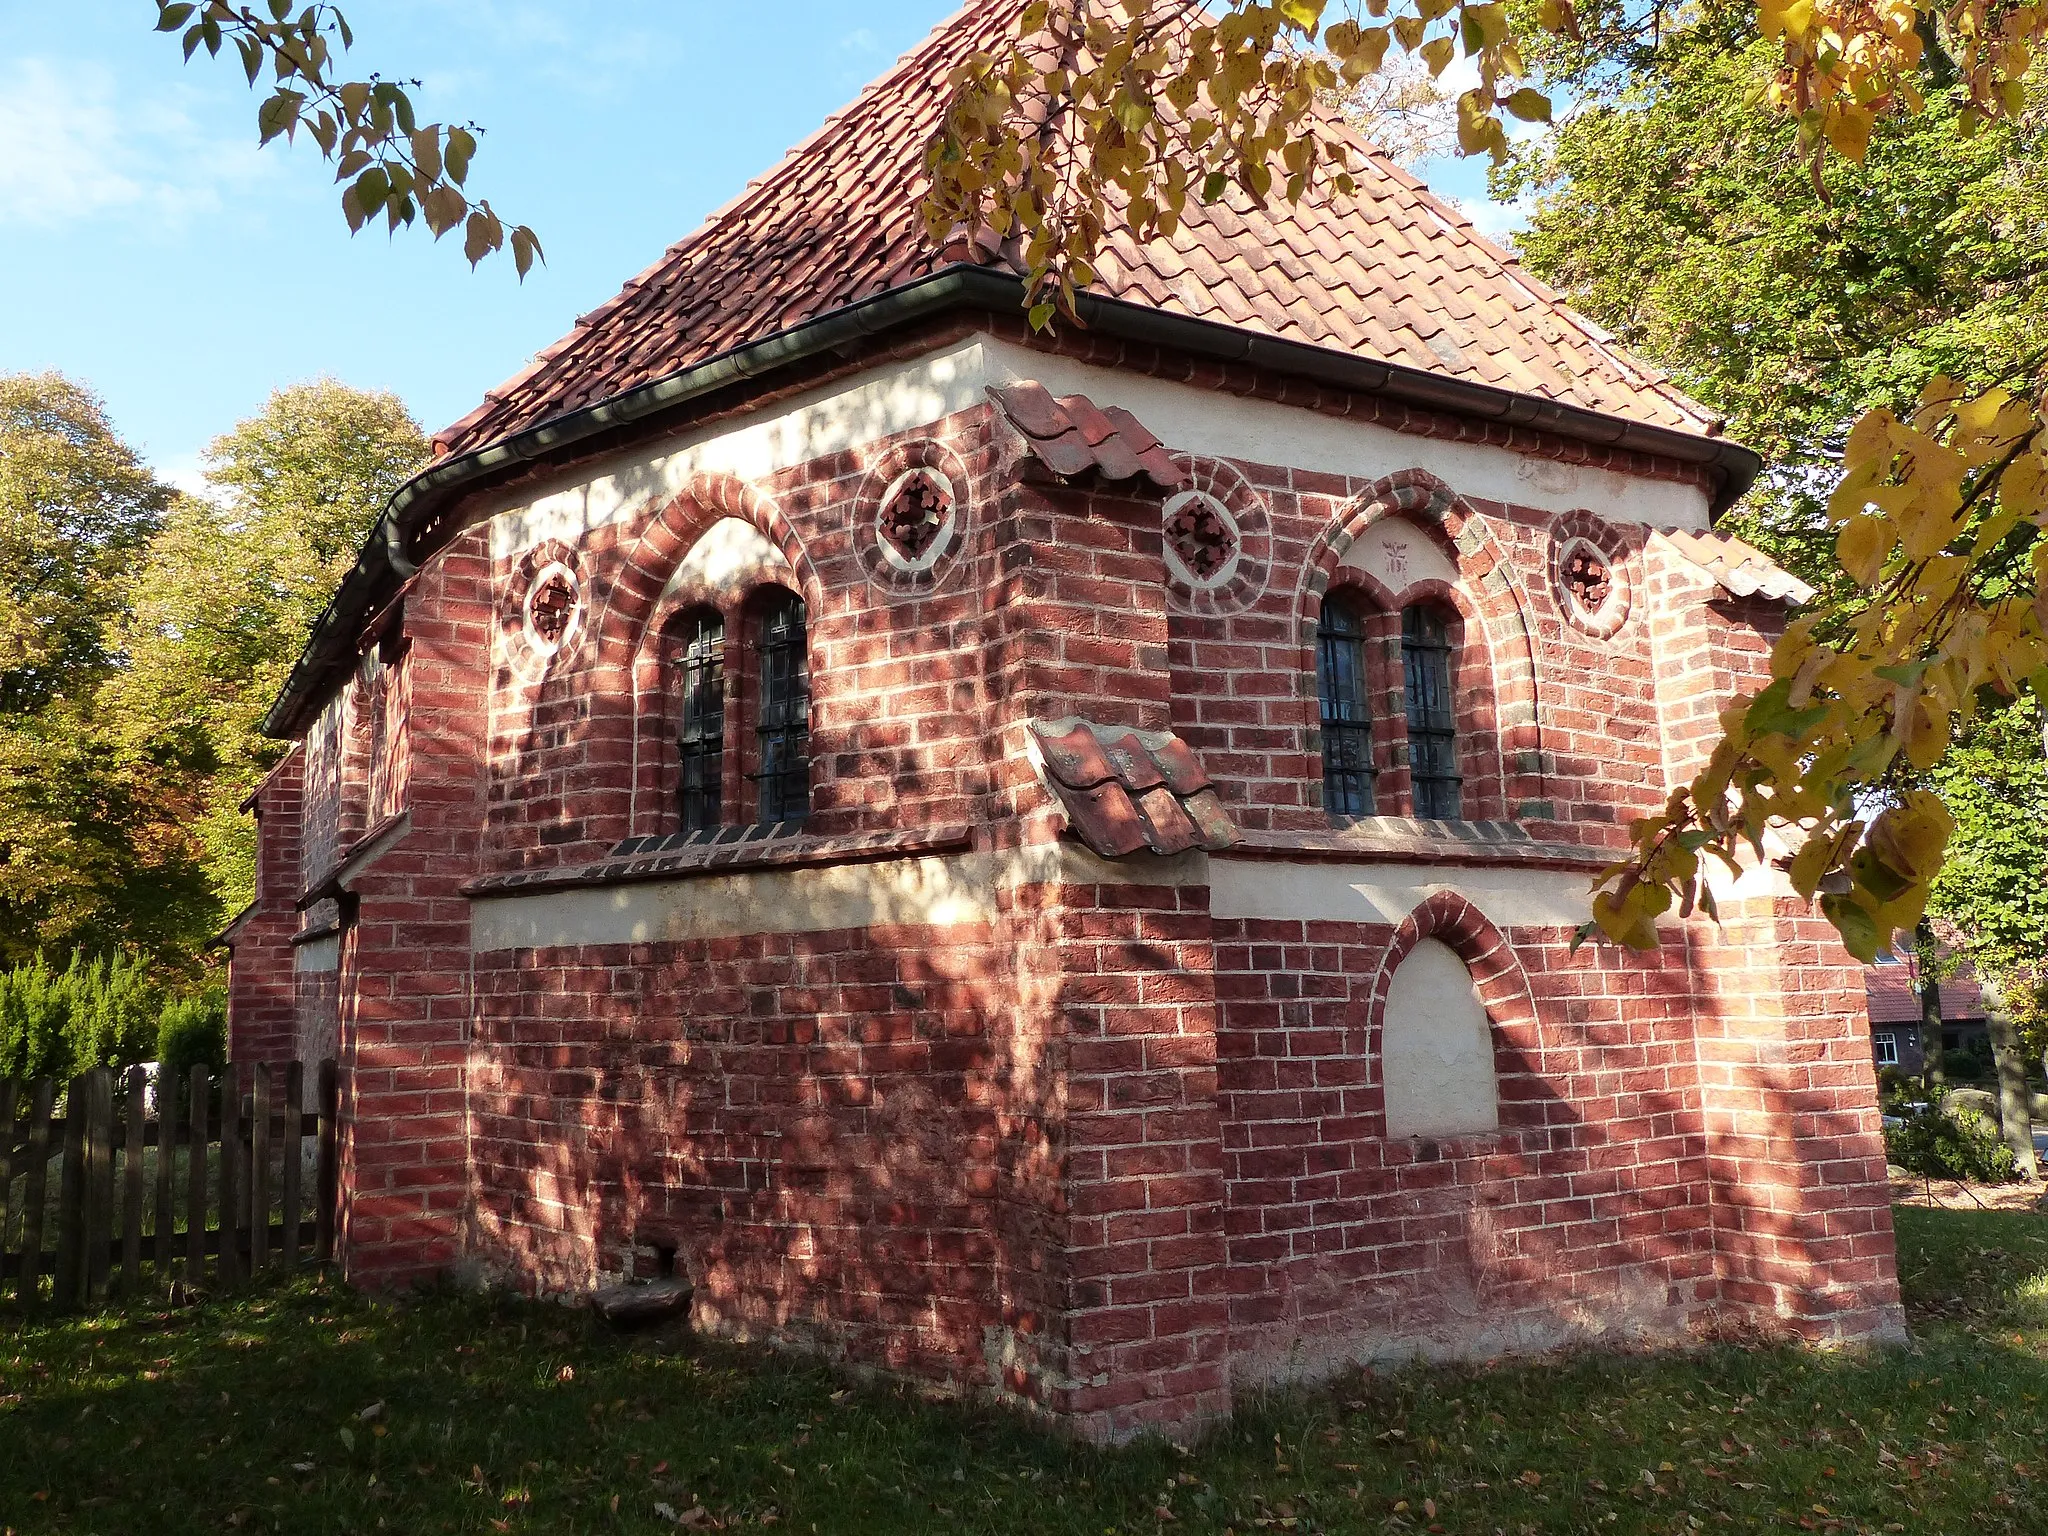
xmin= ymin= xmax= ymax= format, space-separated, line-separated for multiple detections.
xmin=880 ymin=470 xmax=952 ymax=562
xmin=1165 ymin=494 xmax=1238 ymax=582
xmin=529 ymin=570 xmax=578 ymax=648
xmin=1562 ymin=544 xmax=1612 ymax=614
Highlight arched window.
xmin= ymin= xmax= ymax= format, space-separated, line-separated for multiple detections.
xmin=1317 ymin=595 xmax=1376 ymax=818
xmin=672 ymin=608 xmax=725 ymax=833
xmin=1401 ymin=605 xmax=1461 ymax=820
xmin=752 ymin=590 xmax=811 ymax=825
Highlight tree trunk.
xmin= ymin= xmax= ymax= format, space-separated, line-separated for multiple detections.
xmin=1916 ymin=920 xmax=1946 ymax=1097
xmin=1984 ymin=978 xmax=2040 ymax=1180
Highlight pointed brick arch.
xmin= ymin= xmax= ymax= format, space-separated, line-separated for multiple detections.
xmin=592 ymin=472 xmax=819 ymax=666
xmin=1362 ymin=890 xmax=1553 ymax=1135
xmin=583 ymin=474 xmax=823 ymax=840
xmin=1297 ymin=468 xmax=1546 ymax=820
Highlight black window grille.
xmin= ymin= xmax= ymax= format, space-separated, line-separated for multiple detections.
xmin=1316 ymin=597 xmax=1376 ymax=818
xmin=752 ymin=591 xmax=811 ymax=825
xmin=674 ymin=610 xmax=725 ymax=833
xmin=1402 ymin=605 xmax=1462 ymax=820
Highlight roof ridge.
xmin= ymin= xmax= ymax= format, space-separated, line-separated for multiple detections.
xmin=434 ymin=3 xmax=1736 ymax=459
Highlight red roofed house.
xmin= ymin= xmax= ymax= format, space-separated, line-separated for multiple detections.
xmin=223 ymin=3 xmax=1902 ymax=1441
xmin=1865 ymin=954 xmax=1989 ymax=1077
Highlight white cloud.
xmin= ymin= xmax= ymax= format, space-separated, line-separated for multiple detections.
xmin=1445 ymin=191 xmax=1534 ymax=244
xmin=0 ymin=58 xmax=275 ymax=232
xmin=159 ymin=455 xmax=216 ymax=501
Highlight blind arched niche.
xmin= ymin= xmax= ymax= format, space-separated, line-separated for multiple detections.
xmin=1381 ymin=937 xmax=1499 ymax=1138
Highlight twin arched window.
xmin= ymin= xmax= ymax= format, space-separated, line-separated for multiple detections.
xmin=1316 ymin=593 xmax=1464 ymax=822
xmin=668 ymin=589 xmax=812 ymax=832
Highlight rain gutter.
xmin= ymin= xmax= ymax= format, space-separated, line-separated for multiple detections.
xmin=262 ymin=262 xmax=1760 ymax=738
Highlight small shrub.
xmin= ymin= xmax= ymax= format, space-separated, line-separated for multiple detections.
xmin=0 ymin=954 xmax=166 ymax=1082
xmin=157 ymin=988 xmax=228 ymax=1077
xmin=1877 ymin=1065 xmax=1911 ymax=1101
xmin=1885 ymin=1096 xmax=2022 ymax=1183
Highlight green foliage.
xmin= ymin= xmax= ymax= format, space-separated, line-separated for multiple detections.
xmin=1926 ymin=701 xmax=2048 ymax=1053
xmin=153 ymin=2 xmax=540 ymax=275
xmin=155 ymin=986 xmax=227 ymax=1077
xmin=1496 ymin=30 xmax=2048 ymax=593
xmin=0 ymin=954 xmax=171 ymax=1083
xmin=105 ymin=379 xmax=427 ymax=920
xmin=0 ymin=374 xmax=205 ymax=968
xmin=1885 ymin=1095 xmax=2024 ymax=1183
xmin=0 ymin=374 xmax=171 ymax=715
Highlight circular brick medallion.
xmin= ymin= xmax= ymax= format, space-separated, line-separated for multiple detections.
xmin=853 ymin=440 xmax=972 ymax=598
xmin=1164 ymin=456 xmax=1270 ymax=616
xmin=506 ymin=539 xmax=584 ymax=675
xmin=1548 ymin=512 xmax=1633 ymax=638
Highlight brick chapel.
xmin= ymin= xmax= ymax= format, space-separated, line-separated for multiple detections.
xmin=224 ymin=0 xmax=1905 ymax=1442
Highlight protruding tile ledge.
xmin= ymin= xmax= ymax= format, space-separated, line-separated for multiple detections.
xmin=1220 ymin=818 xmax=1614 ymax=870
xmin=463 ymin=823 xmax=976 ymax=898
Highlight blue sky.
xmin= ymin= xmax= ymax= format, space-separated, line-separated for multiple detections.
xmin=0 ymin=3 xmax=1514 ymax=488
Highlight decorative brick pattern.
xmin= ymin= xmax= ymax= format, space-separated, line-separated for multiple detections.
xmin=231 ymin=339 xmax=1893 ymax=1443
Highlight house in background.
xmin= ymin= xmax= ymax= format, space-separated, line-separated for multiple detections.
xmin=221 ymin=1 xmax=1904 ymax=1443
xmin=1865 ymin=953 xmax=1989 ymax=1077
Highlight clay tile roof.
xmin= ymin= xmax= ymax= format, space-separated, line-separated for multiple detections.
xmin=1654 ymin=527 xmax=1815 ymax=605
xmin=1864 ymin=963 xmax=1984 ymax=1025
xmin=989 ymin=381 xmax=1185 ymax=491
xmin=1027 ymin=718 xmax=1239 ymax=859
xmin=429 ymin=0 xmax=1724 ymax=462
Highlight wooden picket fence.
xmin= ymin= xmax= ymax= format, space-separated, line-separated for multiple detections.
xmin=0 ymin=1059 xmax=338 ymax=1311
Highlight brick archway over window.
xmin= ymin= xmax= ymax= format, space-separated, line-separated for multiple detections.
xmin=1361 ymin=891 xmax=1551 ymax=1137
xmin=587 ymin=473 xmax=823 ymax=839
xmin=1296 ymin=469 xmax=1546 ymax=821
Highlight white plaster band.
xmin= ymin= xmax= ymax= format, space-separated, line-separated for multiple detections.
xmin=466 ymin=840 xmax=1657 ymax=953
xmin=1208 ymin=856 xmax=1610 ymax=931
xmin=468 ymin=841 xmax=1204 ymax=953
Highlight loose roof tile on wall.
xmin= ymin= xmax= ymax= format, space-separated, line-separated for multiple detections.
xmin=988 ymin=382 xmax=1185 ymax=491
xmin=1654 ymin=528 xmax=1815 ymax=605
xmin=430 ymin=0 xmax=1724 ymax=462
xmin=1027 ymin=718 xmax=1239 ymax=859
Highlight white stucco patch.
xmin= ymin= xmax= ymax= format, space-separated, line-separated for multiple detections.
xmin=659 ymin=516 xmax=792 ymax=608
xmin=1337 ymin=516 xmax=1461 ymax=593
xmin=1208 ymin=857 xmax=1604 ymax=931
xmin=294 ymin=935 xmax=340 ymax=974
xmin=1381 ymin=938 xmax=1499 ymax=1139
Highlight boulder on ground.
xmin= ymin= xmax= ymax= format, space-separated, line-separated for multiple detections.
xmin=592 ymin=1278 xmax=693 ymax=1329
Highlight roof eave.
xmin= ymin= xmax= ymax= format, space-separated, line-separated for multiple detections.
xmin=260 ymin=264 xmax=1761 ymax=739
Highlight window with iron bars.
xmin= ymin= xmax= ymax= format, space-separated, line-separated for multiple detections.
xmin=751 ymin=591 xmax=811 ymax=825
xmin=1316 ymin=596 xmax=1376 ymax=818
xmin=673 ymin=609 xmax=725 ymax=833
xmin=1402 ymin=605 xmax=1462 ymax=820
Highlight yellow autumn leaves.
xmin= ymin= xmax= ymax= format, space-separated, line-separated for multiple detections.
xmin=1760 ymin=0 xmax=2048 ymax=166
xmin=924 ymin=3 xmax=2048 ymax=960
xmin=1588 ymin=375 xmax=2048 ymax=959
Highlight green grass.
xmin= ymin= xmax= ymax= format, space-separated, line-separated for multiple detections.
xmin=3 ymin=1206 xmax=2046 ymax=1535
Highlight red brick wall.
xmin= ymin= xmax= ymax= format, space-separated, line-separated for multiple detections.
xmin=225 ymin=339 xmax=1901 ymax=1438
xmin=330 ymin=528 xmax=493 ymax=1285
xmin=1214 ymin=891 xmax=1724 ymax=1377
xmin=226 ymin=748 xmax=304 ymax=1068
xmin=465 ymin=909 xmax=1072 ymax=1392
xmin=1167 ymin=464 xmax=1655 ymax=841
